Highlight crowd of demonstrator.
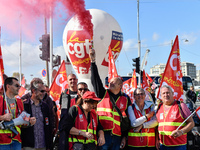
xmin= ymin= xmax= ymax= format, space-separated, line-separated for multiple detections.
xmin=0 ymin=49 xmax=195 ymax=150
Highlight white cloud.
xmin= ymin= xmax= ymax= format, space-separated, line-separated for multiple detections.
xmin=152 ymin=33 xmax=159 ymax=41
xmin=122 ymin=38 xmax=137 ymax=51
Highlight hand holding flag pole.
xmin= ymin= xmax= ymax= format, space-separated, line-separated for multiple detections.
xmin=175 ymin=106 xmax=200 ymax=133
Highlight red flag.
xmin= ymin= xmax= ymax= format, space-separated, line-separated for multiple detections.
xmin=142 ymin=70 xmax=151 ymax=92
xmin=131 ymin=69 xmax=137 ymax=89
xmin=21 ymin=76 xmax=26 ymax=88
xmin=157 ymin=35 xmax=184 ymax=101
xmin=0 ymin=64 xmax=3 ymax=90
xmin=122 ymin=78 xmax=134 ymax=103
xmin=0 ymin=44 xmax=4 ymax=90
xmin=49 ymin=60 xmax=68 ymax=118
xmin=146 ymin=73 xmax=157 ymax=90
xmin=0 ymin=44 xmax=4 ymax=74
xmin=18 ymin=86 xmax=28 ymax=97
xmin=108 ymin=46 xmax=118 ymax=82
xmin=122 ymin=70 xmax=137 ymax=103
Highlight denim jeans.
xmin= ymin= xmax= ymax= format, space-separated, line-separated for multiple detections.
xmin=0 ymin=140 xmax=21 ymax=150
xmin=160 ymin=144 xmax=186 ymax=150
xmin=99 ymin=132 xmax=121 ymax=150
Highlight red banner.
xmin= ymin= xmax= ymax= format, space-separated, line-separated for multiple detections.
xmin=122 ymin=69 xmax=137 ymax=103
xmin=157 ymin=35 xmax=184 ymax=101
xmin=18 ymin=86 xmax=28 ymax=98
xmin=21 ymin=76 xmax=26 ymax=88
xmin=49 ymin=60 xmax=68 ymax=117
xmin=142 ymin=70 xmax=151 ymax=92
xmin=0 ymin=45 xmax=4 ymax=90
xmin=108 ymin=46 xmax=118 ymax=82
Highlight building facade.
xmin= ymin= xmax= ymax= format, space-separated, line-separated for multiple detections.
xmin=150 ymin=62 xmax=196 ymax=79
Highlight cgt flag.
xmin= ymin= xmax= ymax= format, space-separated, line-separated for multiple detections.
xmin=157 ymin=35 xmax=184 ymax=101
xmin=108 ymin=46 xmax=118 ymax=82
xmin=122 ymin=69 xmax=137 ymax=103
xmin=142 ymin=70 xmax=151 ymax=92
xmin=49 ymin=60 xmax=68 ymax=118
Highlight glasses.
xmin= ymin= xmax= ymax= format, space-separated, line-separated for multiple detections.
xmin=78 ymin=88 xmax=88 ymax=91
xmin=38 ymin=90 xmax=46 ymax=93
xmin=14 ymin=84 xmax=21 ymax=88
xmin=135 ymin=93 xmax=144 ymax=96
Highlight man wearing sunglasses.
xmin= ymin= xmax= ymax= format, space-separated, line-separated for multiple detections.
xmin=21 ymin=78 xmax=53 ymax=150
xmin=0 ymin=77 xmax=36 ymax=150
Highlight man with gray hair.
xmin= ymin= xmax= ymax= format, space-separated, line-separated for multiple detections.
xmin=21 ymin=78 xmax=53 ymax=150
xmin=156 ymin=85 xmax=194 ymax=150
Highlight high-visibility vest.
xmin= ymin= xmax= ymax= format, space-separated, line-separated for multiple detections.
xmin=128 ymin=104 xmax=155 ymax=147
xmin=97 ymin=90 xmax=128 ymax=136
xmin=156 ymin=101 xmax=187 ymax=146
xmin=68 ymin=106 xmax=98 ymax=150
xmin=0 ymin=96 xmax=24 ymax=144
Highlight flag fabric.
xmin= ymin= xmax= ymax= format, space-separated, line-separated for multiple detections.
xmin=122 ymin=70 xmax=137 ymax=103
xmin=142 ymin=70 xmax=151 ymax=92
xmin=108 ymin=46 xmax=118 ymax=82
xmin=0 ymin=64 xmax=3 ymax=90
xmin=0 ymin=44 xmax=4 ymax=74
xmin=0 ymin=44 xmax=4 ymax=90
xmin=146 ymin=73 xmax=157 ymax=90
xmin=122 ymin=78 xmax=134 ymax=103
xmin=131 ymin=69 xmax=137 ymax=90
xmin=157 ymin=35 xmax=184 ymax=101
xmin=195 ymin=106 xmax=200 ymax=119
xmin=21 ymin=76 xmax=26 ymax=88
xmin=49 ymin=60 xmax=68 ymax=118
xmin=18 ymin=86 xmax=28 ymax=97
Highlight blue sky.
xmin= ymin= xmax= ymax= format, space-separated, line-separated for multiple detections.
xmin=1 ymin=0 xmax=200 ymax=84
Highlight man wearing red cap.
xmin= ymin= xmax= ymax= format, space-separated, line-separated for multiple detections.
xmin=89 ymin=49 xmax=132 ymax=150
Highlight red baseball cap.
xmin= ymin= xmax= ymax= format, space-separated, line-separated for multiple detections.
xmin=82 ymin=91 xmax=101 ymax=101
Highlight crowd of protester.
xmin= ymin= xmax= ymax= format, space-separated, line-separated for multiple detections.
xmin=0 ymin=48 xmax=195 ymax=150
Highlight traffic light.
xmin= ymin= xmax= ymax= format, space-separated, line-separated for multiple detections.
xmin=39 ymin=34 xmax=50 ymax=61
xmin=132 ymin=57 xmax=140 ymax=73
xmin=53 ymin=55 xmax=61 ymax=68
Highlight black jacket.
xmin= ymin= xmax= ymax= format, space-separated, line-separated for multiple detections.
xmin=21 ymin=98 xmax=52 ymax=149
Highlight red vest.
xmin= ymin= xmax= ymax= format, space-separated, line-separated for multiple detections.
xmin=70 ymin=98 xmax=76 ymax=107
xmin=68 ymin=106 xmax=98 ymax=150
xmin=128 ymin=104 xmax=155 ymax=147
xmin=97 ymin=91 xmax=128 ymax=136
xmin=0 ymin=95 xmax=24 ymax=144
xmin=156 ymin=101 xmax=187 ymax=146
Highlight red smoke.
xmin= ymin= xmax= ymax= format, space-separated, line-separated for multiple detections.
xmin=0 ymin=0 xmax=93 ymax=39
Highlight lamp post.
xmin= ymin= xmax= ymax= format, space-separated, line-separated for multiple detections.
xmin=171 ymin=38 xmax=189 ymax=48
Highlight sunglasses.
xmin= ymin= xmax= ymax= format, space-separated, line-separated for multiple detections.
xmin=14 ymin=84 xmax=21 ymax=88
xmin=78 ymin=88 xmax=88 ymax=91
xmin=38 ymin=90 xmax=46 ymax=93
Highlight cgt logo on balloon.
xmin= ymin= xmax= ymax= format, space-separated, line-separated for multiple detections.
xmin=66 ymin=30 xmax=123 ymax=74
xmin=66 ymin=30 xmax=92 ymax=75
xmin=101 ymin=31 xmax=123 ymax=67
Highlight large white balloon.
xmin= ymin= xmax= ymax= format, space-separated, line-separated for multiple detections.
xmin=63 ymin=9 xmax=123 ymax=91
